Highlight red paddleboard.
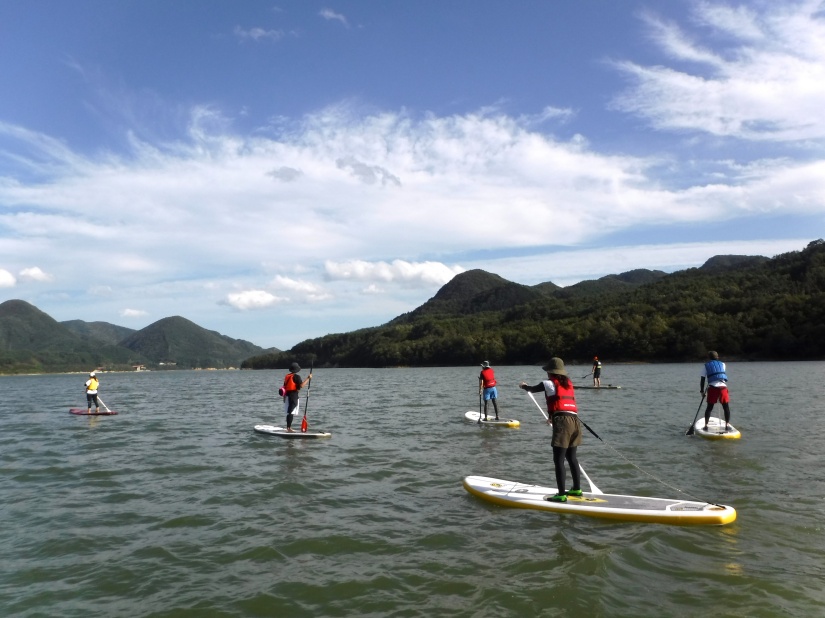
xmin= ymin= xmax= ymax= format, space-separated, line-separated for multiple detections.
xmin=69 ymin=408 xmax=118 ymax=416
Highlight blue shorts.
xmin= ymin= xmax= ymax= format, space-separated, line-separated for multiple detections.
xmin=483 ymin=387 xmax=498 ymax=401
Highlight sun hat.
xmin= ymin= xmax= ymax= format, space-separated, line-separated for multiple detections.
xmin=89 ymin=371 xmax=96 ymax=377
xmin=480 ymin=361 xmax=490 ymax=368
xmin=278 ymin=386 xmax=286 ymax=397
xmin=708 ymin=351 xmax=719 ymax=360
xmin=541 ymin=357 xmax=567 ymax=376
xmin=289 ymin=362 xmax=301 ymax=372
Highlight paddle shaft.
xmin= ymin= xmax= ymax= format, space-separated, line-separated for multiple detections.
xmin=302 ymin=362 xmax=314 ymax=428
xmin=478 ymin=390 xmax=482 ymax=424
xmin=96 ymin=396 xmax=112 ymax=413
xmin=685 ymin=393 xmax=706 ymax=435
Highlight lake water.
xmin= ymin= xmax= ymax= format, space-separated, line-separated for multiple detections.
xmin=1 ymin=362 xmax=824 ymax=617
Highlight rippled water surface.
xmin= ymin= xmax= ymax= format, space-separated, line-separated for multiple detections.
xmin=2 ymin=362 xmax=825 ymax=617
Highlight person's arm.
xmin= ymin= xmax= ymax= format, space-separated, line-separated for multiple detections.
xmin=700 ymin=376 xmax=706 ymax=394
xmin=518 ymin=382 xmax=544 ymax=394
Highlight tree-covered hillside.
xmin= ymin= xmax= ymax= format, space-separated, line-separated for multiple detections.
xmin=243 ymin=240 xmax=825 ymax=369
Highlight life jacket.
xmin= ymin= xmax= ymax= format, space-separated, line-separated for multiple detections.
xmin=704 ymin=360 xmax=728 ymax=383
xmin=86 ymin=378 xmax=99 ymax=393
xmin=593 ymin=360 xmax=602 ymax=369
xmin=544 ymin=376 xmax=578 ymax=414
xmin=480 ymin=367 xmax=496 ymax=388
xmin=283 ymin=373 xmax=299 ymax=393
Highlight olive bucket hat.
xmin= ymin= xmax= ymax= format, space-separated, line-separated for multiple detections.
xmin=289 ymin=362 xmax=301 ymax=372
xmin=541 ymin=357 xmax=567 ymax=376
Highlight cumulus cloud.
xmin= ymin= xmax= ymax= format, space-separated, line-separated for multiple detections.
xmin=612 ymin=1 xmax=825 ymax=141
xmin=225 ymin=290 xmax=284 ymax=310
xmin=268 ymin=166 xmax=303 ymax=181
xmin=325 ymin=259 xmax=464 ymax=287
xmin=0 ymin=269 xmax=16 ymax=287
xmin=18 ymin=266 xmax=53 ymax=282
xmin=336 ymin=156 xmax=401 ymax=186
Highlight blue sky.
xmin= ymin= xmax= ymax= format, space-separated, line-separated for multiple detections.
xmin=1 ymin=1 xmax=822 ymax=350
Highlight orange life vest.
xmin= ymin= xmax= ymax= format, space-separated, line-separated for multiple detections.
xmin=283 ymin=373 xmax=298 ymax=392
xmin=545 ymin=376 xmax=578 ymax=414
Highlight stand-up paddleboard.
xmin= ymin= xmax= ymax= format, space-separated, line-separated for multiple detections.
xmin=463 ymin=475 xmax=736 ymax=526
xmin=464 ymin=411 xmax=519 ymax=427
xmin=692 ymin=417 xmax=741 ymax=440
xmin=254 ymin=424 xmax=331 ymax=439
xmin=69 ymin=408 xmax=118 ymax=416
xmin=577 ymin=385 xmax=622 ymax=390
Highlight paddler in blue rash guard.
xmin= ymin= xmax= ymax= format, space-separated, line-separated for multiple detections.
xmin=700 ymin=351 xmax=733 ymax=432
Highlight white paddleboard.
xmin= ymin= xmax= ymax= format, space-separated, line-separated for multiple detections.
xmin=693 ymin=417 xmax=741 ymax=440
xmin=254 ymin=424 xmax=332 ymax=439
xmin=464 ymin=411 xmax=520 ymax=427
xmin=577 ymin=385 xmax=622 ymax=390
xmin=463 ymin=475 xmax=736 ymax=526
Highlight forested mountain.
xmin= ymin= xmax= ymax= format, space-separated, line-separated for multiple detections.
xmin=0 ymin=304 xmax=275 ymax=373
xmin=118 ymin=316 xmax=268 ymax=368
xmin=62 ymin=320 xmax=136 ymax=346
xmin=0 ymin=300 xmax=145 ymax=373
xmin=243 ymin=239 xmax=825 ymax=369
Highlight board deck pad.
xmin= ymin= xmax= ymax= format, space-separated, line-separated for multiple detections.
xmin=254 ymin=424 xmax=331 ymax=439
xmin=693 ymin=417 xmax=741 ymax=440
xmin=463 ymin=475 xmax=736 ymax=526
xmin=69 ymin=408 xmax=118 ymax=416
xmin=464 ymin=411 xmax=519 ymax=427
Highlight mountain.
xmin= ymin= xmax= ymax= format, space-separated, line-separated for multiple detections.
xmin=0 ymin=300 xmax=144 ymax=373
xmin=62 ymin=320 xmax=136 ymax=346
xmin=117 ymin=316 xmax=267 ymax=368
xmin=242 ymin=239 xmax=825 ymax=368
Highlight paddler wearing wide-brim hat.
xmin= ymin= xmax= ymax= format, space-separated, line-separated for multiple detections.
xmin=282 ymin=362 xmax=312 ymax=432
xmin=519 ymin=357 xmax=582 ymax=503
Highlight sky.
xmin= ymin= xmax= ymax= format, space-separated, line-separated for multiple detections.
xmin=0 ymin=1 xmax=823 ymax=350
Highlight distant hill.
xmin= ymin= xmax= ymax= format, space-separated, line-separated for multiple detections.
xmin=0 ymin=300 xmax=143 ymax=373
xmin=243 ymin=239 xmax=825 ymax=368
xmin=390 ymin=269 xmax=543 ymax=323
xmin=62 ymin=320 xmax=136 ymax=346
xmin=118 ymin=316 xmax=267 ymax=368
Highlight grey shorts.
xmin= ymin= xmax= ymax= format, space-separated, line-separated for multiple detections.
xmin=551 ymin=414 xmax=582 ymax=448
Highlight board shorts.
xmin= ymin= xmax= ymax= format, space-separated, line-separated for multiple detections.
xmin=551 ymin=413 xmax=582 ymax=448
xmin=593 ymin=368 xmax=601 ymax=378
xmin=707 ymin=386 xmax=730 ymax=404
xmin=483 ymin=386 xmax=498 ymax=401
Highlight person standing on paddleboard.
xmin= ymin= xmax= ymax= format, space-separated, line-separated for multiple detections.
xmin=700 ymin=351 xmax=733 ymax=432
xmin=85 ymin=371 xmax=101 ymax=415
xmin=282 ymin=362 xmax=311 ymax=433
xmin=519 ymin=357 xmax=582 ymax=503
xmin=591 ymin=356 xmax=602 ymax=387
xmin=478 ymin=361 xmax=500 ymax=421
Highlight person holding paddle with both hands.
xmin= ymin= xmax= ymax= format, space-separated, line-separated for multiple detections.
xmin=281 ymin=362 xmax=312 ymax=433
xmin=520 ymin=357 xmax=583 ymax=503
xmin=700 ymin=350 xmax=733 ymax=432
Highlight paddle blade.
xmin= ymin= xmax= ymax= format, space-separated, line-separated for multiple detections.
xmin=301 ymin=416 xmax=308 ymax=433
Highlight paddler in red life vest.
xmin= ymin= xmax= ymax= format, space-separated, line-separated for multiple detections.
xmin=282 ymin=362 xmax=312 ymax=433
xmin=478 ymin=361 xmax=500 ymax=420
xmin=519 ymin=357 xmax=582 ymax=503
xmin=700 ymin=351 xmax=733 ymax=432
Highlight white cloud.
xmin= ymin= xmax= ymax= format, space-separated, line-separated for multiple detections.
xmin=120 ymin=308 xmax=148 ymax=318
xmin=233 ymin=26 xmax=285 ymax=42
xmin=325 ymin=259 xmax=464 ymax=287
xmin=613 ymin=1 xmax=825 ymax=141
xmin=0 ymin=269 xmax=16 ymax=287
xmin=319 ymin=9 xmax=349 ymax=28
xmin=225 ymin=290 xmax=284 ymax=310
xmin=18 ymin=266 xmax=53 ymax=282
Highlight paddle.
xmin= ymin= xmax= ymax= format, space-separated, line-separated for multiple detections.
xmin=478 ymin=390 xmax=483 ymax=424
xmin=685 ymin=393 xmax=706 ymax=436
xmin=96 ymin=396 xmax=113 ymax=413
xmin=524 ymin=390 xmax=603 ymax=494
xmin=581 ymin=372 xmax=593 ymax=379
xmin=301 ymin=362 xmax=313 ymax=433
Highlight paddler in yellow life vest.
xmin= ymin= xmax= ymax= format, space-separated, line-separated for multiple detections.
xmin=85 ymin=371 xmax=101 ymax=414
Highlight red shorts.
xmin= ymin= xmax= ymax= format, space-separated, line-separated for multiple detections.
xmin=707 ymin=386 xmax=730 ymax=404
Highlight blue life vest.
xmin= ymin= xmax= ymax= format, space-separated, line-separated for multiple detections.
xmin=704 ymin=360 xmax=727 ymax=382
